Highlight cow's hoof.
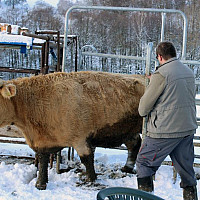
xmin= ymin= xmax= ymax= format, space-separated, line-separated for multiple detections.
xmin=121 ymin=166 xmax=136 ymax=174
xmin=88 ymin=174 xmax=97 ymax=182
xmin=35 ymin=182 xmax=47 ymax=190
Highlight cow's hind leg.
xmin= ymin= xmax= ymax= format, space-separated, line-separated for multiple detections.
xmin=35 ymin=152 xmax=50 ymax=190
xmin=122 ymin=134 xmax=141 ymax=173
xmin=79 ymin=148 xmax=97 ymax=182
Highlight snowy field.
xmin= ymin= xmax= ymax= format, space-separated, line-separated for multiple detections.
xmin=0 ymin=138 xmax=200 ymax=200
xmin=1 ymin=144 xmax=198 ymax=200
xmin=0 ymin=97 xmax=200 ymax=199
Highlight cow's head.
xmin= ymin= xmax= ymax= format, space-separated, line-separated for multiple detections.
xmin=0 ymin=80 xmax=16 ymax=99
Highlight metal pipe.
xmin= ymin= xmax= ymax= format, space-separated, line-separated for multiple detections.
xmin=22 ymin=32 xmax=50 ymax=41
xmin=182 ymin=16 xmax=188 ymax=60
xmin=57 ymin=31 xmax=60 ymax=72
xmin=81 ymin=51 xmax=146 ymax=61
xmin=145 ymin=42 xmax=153 ymax=76
xmin=161 ymin=12 xmax=166 ymax=42
xmin=62 ymin=6 xmax=188 ymax=71
xmin=181 ymin=60 xmax=200 ymax=65
xmin=74 ymin=36 xmax=78 ymax=72
xmin=35 ymin=30 xmax=60 ymax=35
xmin=142 ymin=42 xmax=153 ymax=140
xmin=0 ymin=67 xmax=40 ymax=74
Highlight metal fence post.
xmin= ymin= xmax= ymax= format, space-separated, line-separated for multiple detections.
xmin=142 ymin=42 xmax=153 ymax=140
xmin=161 ymin=13 xmax=166 ymax=42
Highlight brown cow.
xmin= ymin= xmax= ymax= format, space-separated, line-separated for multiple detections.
xmin=0 ymin=71 xmax=145 ymax=190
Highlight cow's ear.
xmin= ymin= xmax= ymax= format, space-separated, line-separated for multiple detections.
xmin=1 ymin=84 xmax=16 ymax=99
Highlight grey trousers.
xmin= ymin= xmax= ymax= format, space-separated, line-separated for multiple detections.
xmin=136 ymin=135 xmax=197 ymax=188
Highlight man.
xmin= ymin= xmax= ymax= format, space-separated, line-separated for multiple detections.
xmin=136 ymin=41 xmax=198 ymax=200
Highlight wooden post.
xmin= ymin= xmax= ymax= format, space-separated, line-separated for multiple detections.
xmin=44 ymin=41 xmax=49 ymax=74
xmin=173 ymin=165 xmax=177 ymax=184
xmin=56 ymin=151 xmax=61 ymax=174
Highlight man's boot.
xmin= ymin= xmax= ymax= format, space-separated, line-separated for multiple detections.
xmin=137 ymin=176 xmax=154 ymax=192
xmin=183 ymin=185 xmax=198 ymax=200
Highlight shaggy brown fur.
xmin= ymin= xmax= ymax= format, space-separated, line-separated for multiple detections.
xmin=0 ymin=71 xmax=145 ymax=189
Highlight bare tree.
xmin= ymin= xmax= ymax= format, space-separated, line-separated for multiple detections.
xmin=26 ymin=1 xmax=63 ymax=32
xmin=4 ymin=0 xmax=26 ymax=9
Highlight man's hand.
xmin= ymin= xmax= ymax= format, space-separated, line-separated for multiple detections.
xmin=146 ymin=74 xmax=151 ymax=80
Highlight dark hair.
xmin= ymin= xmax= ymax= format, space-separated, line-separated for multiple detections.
xmin=156 ymin=41 xmax=177 ymax=60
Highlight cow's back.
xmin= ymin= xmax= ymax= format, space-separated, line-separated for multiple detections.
xmin=9 ymin=72 xmax=144 ymax=150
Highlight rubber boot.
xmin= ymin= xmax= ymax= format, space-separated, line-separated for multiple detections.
xmin=137 ymin=176 xmax=154 ymax=192
xmin=183 ymin=186 xmax=198 ymax=200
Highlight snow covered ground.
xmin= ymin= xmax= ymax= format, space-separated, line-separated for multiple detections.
xmin=0 ymin=96 xmax=199 ymax=199
xmin=0 ymin=141 xmax=199 ymax=199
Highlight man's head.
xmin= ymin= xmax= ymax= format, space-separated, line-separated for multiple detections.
xmin=156 ymin=41 xmax=177 ymax=65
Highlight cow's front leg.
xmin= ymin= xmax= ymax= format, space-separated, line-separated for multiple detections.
xmin=35 ymin=152 xmax=50 ymax=190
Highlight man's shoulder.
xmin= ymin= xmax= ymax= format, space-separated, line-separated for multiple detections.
xmin=152 ymin=71 xmax=165 ymax=81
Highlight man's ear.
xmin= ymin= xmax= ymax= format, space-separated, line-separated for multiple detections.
xmin=0 ymin=84 xmax=16 ymax=99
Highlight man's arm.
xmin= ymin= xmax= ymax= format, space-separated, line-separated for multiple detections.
xmin=138 ymin=72 xmax=165 ymax=116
